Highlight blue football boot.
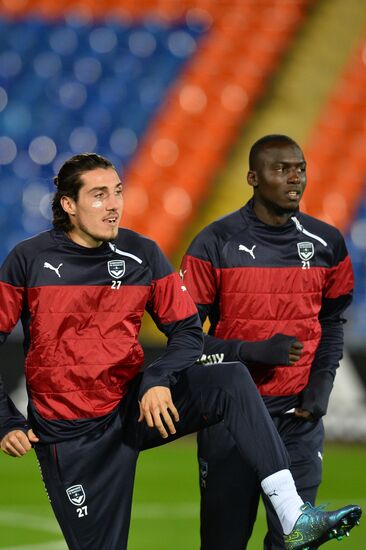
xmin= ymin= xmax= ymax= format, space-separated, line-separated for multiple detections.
xmin=284 ymin=502 xmax=362 ymax=549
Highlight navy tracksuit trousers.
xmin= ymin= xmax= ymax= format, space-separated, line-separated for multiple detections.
xmin=35 ymin=362 xmax=289 ymax=550
xmin=198 ymin=414 xmax=324 ymax=550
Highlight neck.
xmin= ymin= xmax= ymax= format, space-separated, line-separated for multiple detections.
xmin=252 ymin=201 xmax=295 ymax=227
xmin=67 ymin=229 xmax=103 ymax=248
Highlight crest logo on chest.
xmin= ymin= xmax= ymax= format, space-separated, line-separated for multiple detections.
xmin=297 ymin=242 xmax=314 ymax=261
xmin=107 ymin=259 xmax=125 ymax=279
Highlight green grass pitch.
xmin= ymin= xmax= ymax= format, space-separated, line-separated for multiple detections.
xmin=0 ymin=438 xmax=364 ymax=549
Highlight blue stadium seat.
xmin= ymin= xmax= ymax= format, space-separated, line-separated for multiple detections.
xmin=0 ymin=13 xmax=206 ymax=262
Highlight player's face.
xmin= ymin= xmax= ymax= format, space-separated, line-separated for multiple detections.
xmin=64 ymin=167 xmax=123 ymax=248
xmin=248 ymin=143 xmax=306 ymax=216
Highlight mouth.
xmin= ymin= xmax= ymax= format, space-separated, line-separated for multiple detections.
xmin=286 ymin=190 xmax=301 ymax=201
xmin=103 ymin=215 xmax=119 ymax=226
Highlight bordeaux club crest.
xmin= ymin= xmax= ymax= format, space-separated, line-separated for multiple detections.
xmin=66 ymin=485 xmax=86 ymax=506
xmin=107 ymin=259 xmax=125 ymax=279
xmin=297 ymin=242 xmax=314 ymax=261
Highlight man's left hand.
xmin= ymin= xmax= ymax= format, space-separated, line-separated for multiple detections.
xmin=294 ymin=408 xmax=315 ymax=421
xmin=138 ymin=386 xmax=180 ymax=439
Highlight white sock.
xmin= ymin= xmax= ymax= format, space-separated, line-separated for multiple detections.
xmin=261 ymin=469 xmax=304 ymax=535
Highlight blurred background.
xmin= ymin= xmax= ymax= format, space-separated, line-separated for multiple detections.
xmin=0 ymin=0 xmax=365 ymax=548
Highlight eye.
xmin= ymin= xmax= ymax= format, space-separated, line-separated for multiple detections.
xmin=94 ymin=192 xmax=104 ymax=199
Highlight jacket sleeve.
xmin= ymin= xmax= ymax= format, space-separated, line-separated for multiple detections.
xmin=180 ymin=229 xmax=221 ymax=327
xmin=201 ymin=332 xmax=298 ymax=366
xmin=300 ymin=236 xmax=354 ymax=418
xmin=139 ymin=243 xmax=203 ymax=398
xmin=0 ymin=246 xmax=28 ymax=438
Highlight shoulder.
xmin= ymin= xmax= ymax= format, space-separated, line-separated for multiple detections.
xmin=188 ymin=208 xmax=245 ymax=252
xmin=204 ymin=208 xmax=245 ymax=238
xmin=0 ymin=231 xmax=54 ymax=284
xmin=115 ymin=227 xmax=161 ymax=256
xmin=9 ymin=230 xmax=54 ymax=259
xmin=297 ymin=213 xmax=349 ymax=265
xmin=113 ymin=228 xmax=172 ymax=276
xmin=298 ymin=212 xmax=345 ymax=244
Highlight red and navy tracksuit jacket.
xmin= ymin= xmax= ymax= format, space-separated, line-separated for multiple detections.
xmin=0 ymin=228 xmax=202 ymax=442
xmin=181 ymin=199 xmax=353 ymax=417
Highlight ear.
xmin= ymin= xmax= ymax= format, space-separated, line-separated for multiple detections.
xmin=60 ymin=195 xmax=76 ymax=217
xmin=247 ymin=170 xmax=258 ymax=188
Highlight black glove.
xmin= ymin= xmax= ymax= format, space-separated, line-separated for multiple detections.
xmin=300 ymin=371 xmax=334 ymax=419
xmin=239 ymin=333 xmax=300 ymax=366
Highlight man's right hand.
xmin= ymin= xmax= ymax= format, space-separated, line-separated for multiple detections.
xmin=288 ymin=339 xmax=304 ymax=364
xmin=138 ymin=386 xmax=179 ymax=439
xmin=0 ymin=429 xmax=39 ymax=457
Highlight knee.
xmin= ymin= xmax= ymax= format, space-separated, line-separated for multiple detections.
xmin=220 ymin=361 xmax=253 ymax=389
xmin=202 ymin=362 xmax=254 ymax=395
xmin=227 ymin=361 xmax=251 ymax=380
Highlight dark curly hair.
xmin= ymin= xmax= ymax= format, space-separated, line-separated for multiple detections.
xmin=52 ymin=153 xmax=114 ymax=232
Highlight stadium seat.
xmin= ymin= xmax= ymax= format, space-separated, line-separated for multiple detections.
xmin=0 ymin=7 xmax=206 ymax=262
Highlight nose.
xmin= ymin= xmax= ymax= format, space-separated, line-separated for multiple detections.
xmin=288 ymin=167 xmax=301 ymax=182
xmin=106 ymin=192 xmax=122 ymax=210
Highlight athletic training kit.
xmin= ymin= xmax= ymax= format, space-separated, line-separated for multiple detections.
xmin=181 ymin=199 xmax=361 ymax=549
xmin=0 ymin=226 xmax=330 ymax=550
